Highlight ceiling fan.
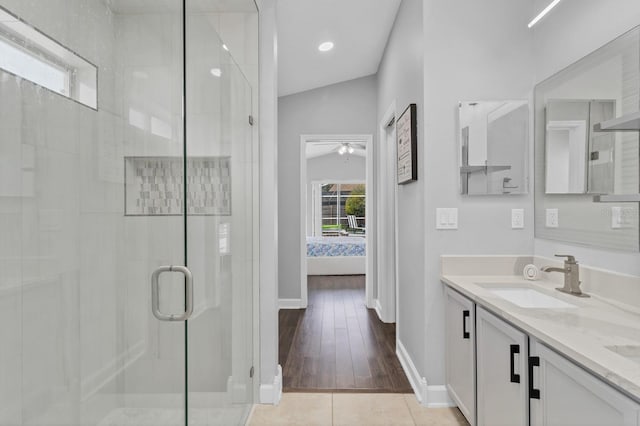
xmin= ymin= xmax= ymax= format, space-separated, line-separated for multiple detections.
xmin=306 ymin=141 xmax=366 ymax=158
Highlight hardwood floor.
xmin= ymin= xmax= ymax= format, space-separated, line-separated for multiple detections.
xmin=279 ymin=275 xmax=413 ymax=393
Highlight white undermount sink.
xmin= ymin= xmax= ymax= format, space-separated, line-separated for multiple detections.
xmin=483 ymin=286 xmax=577 ymax=309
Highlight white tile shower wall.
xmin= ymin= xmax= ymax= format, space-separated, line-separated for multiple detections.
xmin=0 ymin=1 xmax=126 ymax=424
xmin=112 ymin=8 xmax=186 ymax=404
xmin=186 ymin=11 xmax=256 ymax=402
xmin=1 ymin=2 xmax=196 ymax=425
xmin=116 ymin=7 xmax=257 ymax=401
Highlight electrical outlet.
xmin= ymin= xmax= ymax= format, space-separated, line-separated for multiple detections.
xmin=546 ymin=208 xmax=559 ymax=228
xmin=512 ymin=209 xmax=524 ymax=229
xmin=436 ymin=208 xmax=458 ymax=230
xmin=611 ymin=206 xmax=633 ymax=229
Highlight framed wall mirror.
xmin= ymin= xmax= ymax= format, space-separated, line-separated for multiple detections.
xmin=458 ymin=100 xmax=529 ymax=195
xmin=535 ymin=25 xmax=640 ymax=251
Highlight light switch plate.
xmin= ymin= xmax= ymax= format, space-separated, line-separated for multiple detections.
xmin=546 ymin=208 xmax=559 ymax=228
xmin=512 ymin=209 xmax=524 ymax=229
xmin=436 ymin=208 xmax=458 ymax=230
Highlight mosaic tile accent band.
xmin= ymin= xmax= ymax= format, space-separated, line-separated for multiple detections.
xmin=124 ymin=156 xmax=231 ymax=216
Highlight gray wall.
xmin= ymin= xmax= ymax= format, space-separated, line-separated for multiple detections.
xmin=376 ymin=0 xmax=426 ymax=377
xmin=421 ymin=0 xmax=535 ymax=385
xmin=531 ymin=0 xmax=640 ymax=276
xmin=306 ymin=153 xmax=366 ymax=236
xmin=278 ymin=75 xmax=377 ymax=299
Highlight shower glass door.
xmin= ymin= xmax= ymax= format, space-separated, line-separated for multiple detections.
xmin=184 ymin=2 xmax=256 ymax=425
xmin=0 ymin=0 xmax=256 ymax=425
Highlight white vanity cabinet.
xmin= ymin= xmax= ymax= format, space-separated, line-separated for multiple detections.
xmin=443 ymin=283 xmax=640 ymax=426
xmin=476 ymin=306 xmax=528 ymax=426
xmin=529 ymin=339 xmax=640 ymax=426
xmin=445 ymin=287 xmax=475 ymax=425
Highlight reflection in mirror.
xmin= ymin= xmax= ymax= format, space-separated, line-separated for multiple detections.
xmin=458 ymin=100 xmax=529 ymax=195
xmin=545 ymin=99 xmax=616 ymax=194
xmin=535 ymin=25 xmax=640 ymax=252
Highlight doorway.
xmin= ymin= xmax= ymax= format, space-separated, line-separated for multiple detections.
xmin=277 ymin=133 xmax=410 ymax=392
xmin=298 ymin=134 xmax=375 ymax=308
xmin=376 ymin=103 xmax=399 ymax=325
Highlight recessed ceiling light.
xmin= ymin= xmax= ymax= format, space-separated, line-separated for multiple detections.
xmin=222 ymin=44 xmax=229 ymax=51
xmin=318 ymin=41 xmax=334 ymax=52
xmin=210 ymin=68 xmax=222 ymax=77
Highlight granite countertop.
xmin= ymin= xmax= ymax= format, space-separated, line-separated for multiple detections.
xmin=441 ymin=274 xmax=640 ymax=403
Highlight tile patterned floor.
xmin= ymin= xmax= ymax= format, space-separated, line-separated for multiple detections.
xmin=247 ymin=393 xmax=469 ymax=426
xmin=97 ymin=407 xmax=247 ymax=426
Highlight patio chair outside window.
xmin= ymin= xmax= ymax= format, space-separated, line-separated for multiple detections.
xmin=347 ymin=215 xmax=365 ymax=234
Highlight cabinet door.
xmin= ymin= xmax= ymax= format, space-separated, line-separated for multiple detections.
xmin=530 ymin=339 xmax=640 ymax=426
xmin=476 ymin=307 xmax=528 ymax=426
xmin=445 ymin=287 xmax=475 ymax=425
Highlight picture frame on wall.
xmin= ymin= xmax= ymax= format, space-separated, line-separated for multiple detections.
xmin=396 ymin=103 xmax=417 ymax=184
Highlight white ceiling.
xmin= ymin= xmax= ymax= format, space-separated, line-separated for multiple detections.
xmin=277 ymin=0 xmax=401 ymax=97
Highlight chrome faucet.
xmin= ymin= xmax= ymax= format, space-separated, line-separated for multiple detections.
xmin=541 ymin=254 xmax=589 ymax=298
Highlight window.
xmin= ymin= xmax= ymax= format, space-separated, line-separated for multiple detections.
xmin=0 ymin=38 xmax=69 ymax=95
xmin=0 ymin=6 xmax=97 ymax=109
xmin=321 ymin=183 xmax=365 ymax=234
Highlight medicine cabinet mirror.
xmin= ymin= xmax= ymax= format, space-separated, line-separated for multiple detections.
xmin=458 ymin=100 xmax=529 ymax=195
xmin=535 ymin=25 xmax=640 ymax=251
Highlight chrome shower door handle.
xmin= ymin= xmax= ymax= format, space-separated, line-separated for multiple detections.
xmin=151 ymin=265 xmax=194 ymax=321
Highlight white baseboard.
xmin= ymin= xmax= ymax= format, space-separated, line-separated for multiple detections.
xmin=278 ymin=298 xmax=303 ymax=310
xmin=259 ymin=365 xmax=282 ymax=405
xmin=426 ymin=384 xmax=455 ymax=408
xmin=374 ymin=299 xmax=383 ymax=321
xmin=396 ymin=340 xmax=454 ymax=408
xmin=396 ymin=339 xmax=428 ymax=404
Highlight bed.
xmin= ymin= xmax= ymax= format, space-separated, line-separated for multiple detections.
xmin=306 ymin=236 xmax=366 ymax=275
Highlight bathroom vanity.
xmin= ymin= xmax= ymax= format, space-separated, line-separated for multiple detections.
xmin=442 ymin=256 xmax=640 ymax=426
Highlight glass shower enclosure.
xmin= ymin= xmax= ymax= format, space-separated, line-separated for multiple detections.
xmin=0 ymin=0 xmax=257 ymax=425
